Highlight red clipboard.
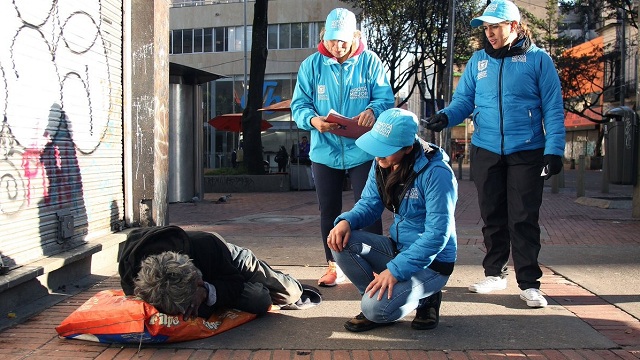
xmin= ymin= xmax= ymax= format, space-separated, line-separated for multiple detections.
xmin=325 ymin=110 xmax=371 ymax=139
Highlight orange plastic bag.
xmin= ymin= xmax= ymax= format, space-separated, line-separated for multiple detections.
xmin=55 ymin=289 xmax=256 ymax=343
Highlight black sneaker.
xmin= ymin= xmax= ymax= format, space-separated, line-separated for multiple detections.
xmin=411 ymin=291 xmax=442 ymax=330
xmin=343 ymin=312 xmax=395 ymax=332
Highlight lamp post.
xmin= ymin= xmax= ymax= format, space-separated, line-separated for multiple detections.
xmin=442 ymin=0 xmax=456 ymax=159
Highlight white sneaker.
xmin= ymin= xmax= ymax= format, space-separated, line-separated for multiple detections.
xmin=520 ymin=288 xmax=548 ymax=308
xmin=468 ymin=276 xmax=507 ymax=293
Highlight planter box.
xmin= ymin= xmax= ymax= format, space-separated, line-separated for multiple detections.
xmin=204 ymin=174 xmax=290 ymax=193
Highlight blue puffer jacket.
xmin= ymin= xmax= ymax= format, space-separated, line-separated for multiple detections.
xmin=335 ymin=141 xmax=458 ymax=282
xmin=441 ymin=39 xmax=565 ymax=156
xmin=291 ymin=41 xmax=395 ymax=169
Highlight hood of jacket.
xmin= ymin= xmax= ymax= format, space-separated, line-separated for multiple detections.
xmin=118 ymin=225 xmax=191 ymax=295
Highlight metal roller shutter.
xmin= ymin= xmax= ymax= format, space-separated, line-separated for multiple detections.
xmin=0 ymin=0 xmax=124 ymax=268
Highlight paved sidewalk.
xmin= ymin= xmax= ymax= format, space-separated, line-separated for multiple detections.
xmin=1 ymin=167 xmax=640 ymax=359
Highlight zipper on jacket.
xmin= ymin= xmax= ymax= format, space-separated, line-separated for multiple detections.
xmin=499 ymin=58 xmax=505 ymax=155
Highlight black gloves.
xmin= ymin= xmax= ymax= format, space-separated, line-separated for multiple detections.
xmin=542 ymin=154 xmax=563 ymax=180
xmin=425 ymin=113 xmax=449 ymax=132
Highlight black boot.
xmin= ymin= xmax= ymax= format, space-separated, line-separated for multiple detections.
xmin=411 ymin=290 xmax=442 ymax=330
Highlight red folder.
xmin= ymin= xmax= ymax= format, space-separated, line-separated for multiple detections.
xmin=325 ymin=110 xmax=371 ymax=139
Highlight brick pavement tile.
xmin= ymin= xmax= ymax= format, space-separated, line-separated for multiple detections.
xmin=388 ymin=349 xmax=412 ymax=360
xmin=118 ymin=347 xmax=158 ymax=360
xmin=522 ymin=350 xmax=547 ymax=359
xmin=92 ymin=348 xmax=131 ymax=360
xmin=446 ymin=350 xmax=471 ymax=360
xmin=561 ymin=349 xmax=591 ymax=360
xmin=407 ymin=350 xmax=430 ymax=360
xmin=370 ymin=350 xmax=392 ymax=360
xmin=467 ymin=350 xmax=491 ymax=360
xmin=0 ymin=349 xmax=35 ymax=360
xmin=272 ymin=349 xmax=293 ymax=360
xmin=187 ymin=349 xmax=215 ymax=360
xmin=576 ymin=349 xmax=609 ymax=360
xmin=210 ymin=349 xmax=233 ymax=360
xmin=251 ymin=350 xmax=274 ymax=360
xmin=23 ymin=348 xmax=103 ymax=358
xmin=292 ymin=349 xmax=312 ymax=360
xmin=422 ymin=350 xmax=447 ymax=360
xmin=310 ymin=350 xmax=332 ymax=360
xmin=351 ymin=349 xmax=371 ymax=360
xmin=332 ymin=350 xmax=353 ymax=360
xmin=594 ymin=350 xmax=632 ymax=360
xmin=500 ymin=350 xmax=527 ymax=358
xmin=228 ymin=349 xmax=252 ymax=360
xmin=611 ymin=350 xmax=640 ymax=360
xmin=539 ymin=350 xmax=569 ymax=360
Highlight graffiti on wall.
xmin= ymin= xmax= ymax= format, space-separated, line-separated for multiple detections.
xmin=0 ymin=0 xmax=113 ymax=215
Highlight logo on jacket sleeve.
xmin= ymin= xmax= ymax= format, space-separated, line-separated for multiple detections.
xmin=406 ymin=187 xmax=419 ymax=199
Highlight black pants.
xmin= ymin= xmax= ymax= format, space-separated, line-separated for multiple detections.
xmin=471 ymin=147 xmax=545 ymax=290
xmin=312 ymin=161 xmax=383 ymax=262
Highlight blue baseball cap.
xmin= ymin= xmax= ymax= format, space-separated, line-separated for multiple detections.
xmin=356 ymin=108 xmax=418 ymax=158
xmin=470 ymin=0 xmax=521 ymax=28
xmin=324 ymin=8 xmax=357 ymax=42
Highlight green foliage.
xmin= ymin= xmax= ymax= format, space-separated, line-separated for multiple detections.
xmin=340 ymin=0 xmax=481 ymax=109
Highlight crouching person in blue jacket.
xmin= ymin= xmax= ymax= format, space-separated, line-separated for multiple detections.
xmin=327 ymin=108 xmax=458 ymax=332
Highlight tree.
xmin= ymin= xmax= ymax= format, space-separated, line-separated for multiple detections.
xmin=341 ymin=0 xmax=479 ymax=113
xmin=524 ymin=0 xmax=637 ymax=156
xmin=242 ymin=0 xmax=268 ymax=175
xmin=559 ymin=0 xmax=637 ymax=30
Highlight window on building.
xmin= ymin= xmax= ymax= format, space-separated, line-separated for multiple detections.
xmin=183 ymin=29 xmax=193 ymax=53
xmin=290 ymin=23 xmax=302 ymax=49
xmin=215 ymin=27 xmax=227 ymax=52
xmin=228 ymin=27 xmax=237 ymax=52
xmin=171 ymin=22 xmax=320 ymax=54
xmin=172 ymin=29 xmax=183 ymax=54
xmin=228 ymin=26 xmax=252 ymax=52
xmin=279 ymin=23 xmax=291 ymax=49
xmin=312 ymin=21 xmax=323 ymax=44
xmin=193 ymin=28 xmax=203 ymax=53
xmin=267 ymin=24 xmax=278 ymax=49
xmin=204 ymin=28 xmax=213 ymax=52
xmin=301 ymin=23 xmax=310 ymax=48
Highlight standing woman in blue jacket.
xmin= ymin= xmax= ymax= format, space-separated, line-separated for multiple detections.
xmin=426 ymin=0 xmax=565 ymax=308
xmin=328 ymin=108 xmax=458 ymax=332
xmin=291 ymin=8 xmax=395 ymax=287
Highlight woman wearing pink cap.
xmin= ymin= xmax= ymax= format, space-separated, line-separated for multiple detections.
xmin=327 ymin=108 xmax=458 ymax=332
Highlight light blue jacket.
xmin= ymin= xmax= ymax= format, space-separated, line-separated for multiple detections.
xmin=441 ymin=40 xmax=565 ymax=156
xmin=291 ymin=43 xmax=395 ymax=169
xmin=335 ymin=141 xmax=458 ymax=282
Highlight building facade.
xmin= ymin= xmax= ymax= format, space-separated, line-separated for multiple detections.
xmin=169 ymin=0 xmax=358 ymax=169
xmin=0 ymin=0 xmax=171 ymax=312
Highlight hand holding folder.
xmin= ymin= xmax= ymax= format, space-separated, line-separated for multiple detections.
xmin=325 ymin=109 xmax=371 ymax=139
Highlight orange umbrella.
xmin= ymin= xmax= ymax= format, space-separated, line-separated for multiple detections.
xmin=259 ymin=99 xmax=291 ymax=112
xmin=208 ymin=113 xmax=272 ymax=132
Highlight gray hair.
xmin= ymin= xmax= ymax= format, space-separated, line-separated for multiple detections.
xmin=133 ymin=251 xmax=201 ymax=315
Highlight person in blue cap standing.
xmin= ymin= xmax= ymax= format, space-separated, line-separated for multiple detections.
xmin=291 ymin=8 xmax=395 ymax=288
xmin=425 ymin=0 xmax=565 ymax=308
xmin=327 ymin=108 xmax=458 ymax=332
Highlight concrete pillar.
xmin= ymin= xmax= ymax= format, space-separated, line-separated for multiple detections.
xmin=123 ymin=0 xmax=170 ymax=227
